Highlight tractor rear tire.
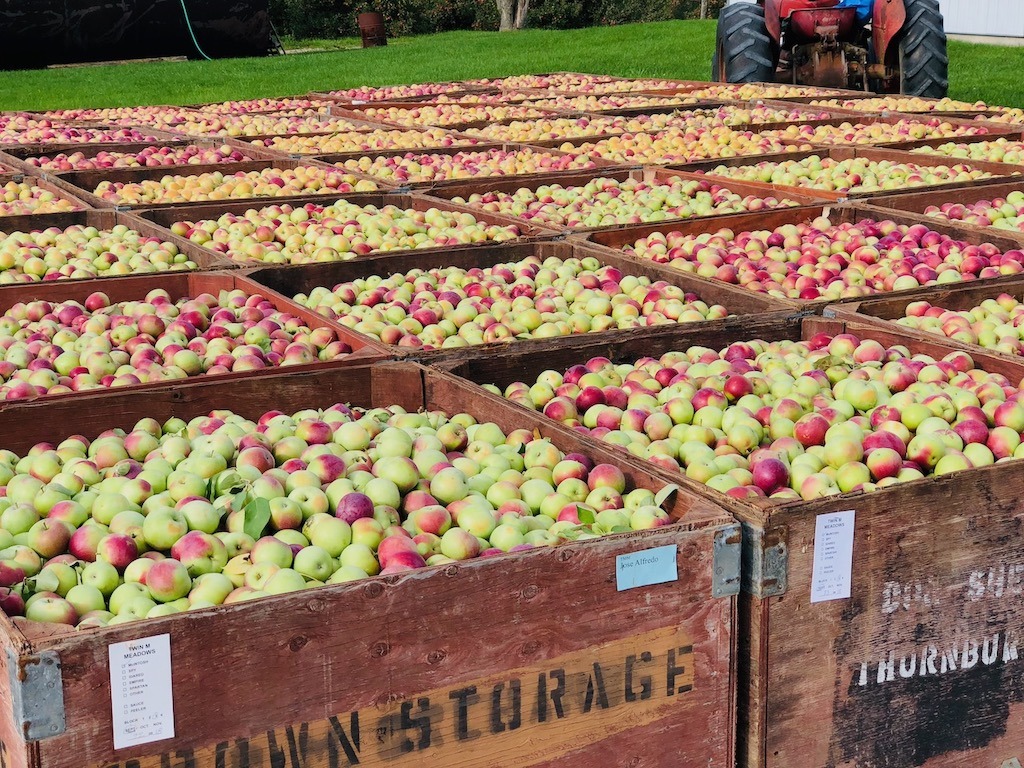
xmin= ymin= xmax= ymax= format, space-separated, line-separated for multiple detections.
xmin=713 ymin=3 xmax=776 ymax=84
xmin=898 ymin=0 xmax=948 ymax=97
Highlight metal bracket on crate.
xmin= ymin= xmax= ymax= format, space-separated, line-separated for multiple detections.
xmin=8 ymin=649 xmax=66 ymax=741
xmin=741 ymin=522 xmax=789 ymax=598
xmin=1002 ymin=759 xmax=1022 ymax=768
xmin=712 ymin=523 xmax=742 ymax=598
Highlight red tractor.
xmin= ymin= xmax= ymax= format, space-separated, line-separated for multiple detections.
xmin=712 ymin=0 xmax=948 ymax=96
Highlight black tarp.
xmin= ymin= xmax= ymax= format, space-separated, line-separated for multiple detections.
xmin=0 ymin=0 xmax=275 ymax=68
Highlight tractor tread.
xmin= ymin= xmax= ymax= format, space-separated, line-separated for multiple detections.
xmin=713 ymin=3 xmax=777 ymax=84
xmin=899 ymin=0 xmax=948 ymax=97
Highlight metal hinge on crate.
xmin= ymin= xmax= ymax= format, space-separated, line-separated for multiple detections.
xmin=8 ymin=649 xmax=65 ymax=741
xmin=741 ymin=522 xmax=789 ymax=598
xmin=712 ymin=523 xmax=742 ymax=599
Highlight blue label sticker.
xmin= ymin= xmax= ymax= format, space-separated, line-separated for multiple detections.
xmin=615 ymin=544 xmax=678 ymax=591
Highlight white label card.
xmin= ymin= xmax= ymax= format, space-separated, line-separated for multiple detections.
xmin=109 ymin=633 xmax=175 ymax=750
xmin=810 ymin=510 xmax=856 ymax=604
xmin=616 ymin=545 xmax=678 ymax=591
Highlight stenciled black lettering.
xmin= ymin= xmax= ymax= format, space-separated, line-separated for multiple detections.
xmin=548 ymin=669 xmax=566 ymax=719
xmin=327 ymin=714 xmax=361 ymax=766
xmin=625 ymin=651 xmax=654 ymax=701
xmin=490 ymin=680 xmax=522 ymax=734
xmin=398 ymin=698 xmax=432 ymax=753
xmin=161 ymin=750 xmax=196 ymax=768
xmin=267 ymin=728 xmax=288 ymax=768
xmin=285 ymin=724 xmax=308 ymax=768
xmin=449 ymin=686 xmax=481 ymax=741
xmin=666 ymin=647 xmax=692 ymax=695
xmin=582 ymin=663 xmax=610 ymax=713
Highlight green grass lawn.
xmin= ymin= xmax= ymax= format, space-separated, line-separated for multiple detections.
xmin=0 ymin=20 xmax=1020 ymax=111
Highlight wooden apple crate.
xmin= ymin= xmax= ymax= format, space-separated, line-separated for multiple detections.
xmin=249 ymin=128 xmax=489 ymax=159
xmin=241 ymin=236 xmax=791 ymax=363
xmin=0 ymin=271 xmax=386 ymax=406
xmin=318 ymin=141 xmax=626 ymax=189
xmin=861 ymin=132 xmax=1024 ymax=161
xmin=517 ymin=97 xmax=726 ymax=118
xmin=131 ymin=191 xmax=555 ymax=268
xmin=761 ymin=113 xmax=1019 ymax=150
xmin=48 ymin=158 xmax=393 ymax=212
xmin=861 ymin=179 xmax=1024 ymax=248
xmin=439 ymin=313 xmax=1024 ymax=768
xmin=0 ymin=127 xmax=187 ymax=158
xmin=309 ymin=82 xmax=497 ymax=104
xmin=0 ymin=208 xmax=235 ymax=279
xmin=0 ymin=173 xmax=92 ymax=216
xmin=823 ymin=273 xmax=1024 ymax=363
xmin=0 ymin=138 xmax=293 ymax=177
xmin=576 ymin=200 xmax=1024 ymax=312
xmin=326 ymin=102 xmax=572 ymax=133
xmin=417 ymin=166 xmax=826 ymax=237
xmin=665 ymin=147 xmax=1023 ymax=203
xmin=0 ymin=361 xmax=739 ymax=768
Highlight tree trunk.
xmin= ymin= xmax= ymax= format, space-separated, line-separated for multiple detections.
xmin=497 ymin=0 xmax=515 ymax=30
xmin=497 ymin=0 xmax=528 ymax=30
xmin=514 ymin=0 xmax=529 ymax=29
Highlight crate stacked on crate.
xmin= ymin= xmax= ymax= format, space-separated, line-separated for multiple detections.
xmin=4 ymin=74 xmax=1024 ymax=768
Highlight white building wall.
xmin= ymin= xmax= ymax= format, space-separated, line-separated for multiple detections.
xmin=938 ymin=0 xmax=1024 ymax=37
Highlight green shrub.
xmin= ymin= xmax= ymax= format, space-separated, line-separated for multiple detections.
xmin=269 ymin=0 xmax=726 ymax=39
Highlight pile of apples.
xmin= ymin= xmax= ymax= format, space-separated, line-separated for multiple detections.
xmin=467 ymin=74 xmax=626 ymax=90
xmin=40 ymin=106 xmax=191 ymax=123
xmin=1 ymin=182 xmax=83 ymax=216
xmin=988 ymin=109 xmax=1024 ymax=125
xmin=894 ymin=294 xmax=1024 ymax=356
xmin=464 ymin=115 xmax=676 ymax=142
xmin=91 ymin=166 xmax=378 ymax=206
xmin=559 ymin=127 xmax=806 ymax=165
xmin=294 ymin=254 xmax=729 ymax=349
xmin=498 ymin=333 xmax=1024 ymax=500
xmin=356 ymin=104 xmax=552 ymax=128
xmin=912 ymin=137 xmax=1024 ymax=165
xmin=766 ymin=118 xmax=991 ymax=146
xmin=622 ymin=215 xmax=1024 ymax=300
xmin=327 ymin=83 xmax=470 ymax=101
xmin=249 ymin=127 xmax=483 ymax=155
xmin=695 ymin=154 xmax=997 ymax=194
xmin=171 ymin=201 xmax=522 ymax=264
xmin=0 ymin=224 xmax=196 ymax=283
xmin=921 ymin=192 xmax=1024 ymax=234
xmin=810 ymin=96 xmax=989 ymax=113
xmin=670 ymin=105 xmax=835 ymax=128
xmin=0 ymin=122 xmax=160 ymax=146
xmin=461 ymin=106 xmax=834 ymax=144
xmin=522 ymin=94 xmax=699 ymax=112
xmin=194 ymin=98 xmax=333 ymax=115
xmin=0 ymin=286 xmax=356 ymax=399
xmin=24 ymin=145 xmax=255 ymax=172
xmin=450 ymin=175 xmax=801 ymax=228
xmin=0 ymin=404 xmax=675 ymax=627
xmin=682 ymin=83 xmax=848 ymax=100
xmin=338 ymin=147 xmax=601 ymax=184
xmin=156 ymin=114 xmax=367 ymax=137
